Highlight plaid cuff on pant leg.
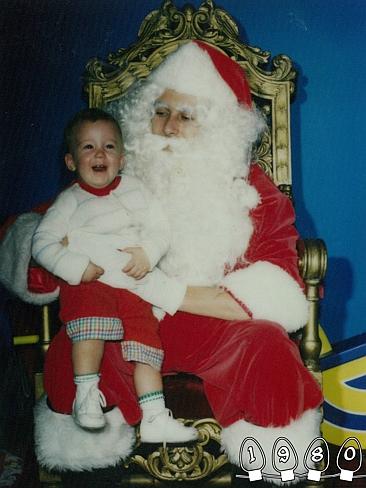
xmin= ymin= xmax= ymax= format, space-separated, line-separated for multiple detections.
xmin=121 ymin=341 xmax=164 ymax=370
xmin=66 ymin=317 xmax=123 ymax=342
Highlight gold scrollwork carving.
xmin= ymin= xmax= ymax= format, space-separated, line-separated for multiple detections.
xmin=128 ymin=418 xmax=228 ymax=482
xmin=100 ymin=0 xmax=296 ymax=86
xmin=253 ymin=127 xmax=273 ymax=179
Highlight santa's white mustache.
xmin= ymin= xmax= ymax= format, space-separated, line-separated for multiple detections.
xmin=138 ymin=133 xmax=200 ymax=156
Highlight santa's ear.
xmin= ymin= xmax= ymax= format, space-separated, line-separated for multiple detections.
xmin=65 ymin=153 xmax=77 ymax=172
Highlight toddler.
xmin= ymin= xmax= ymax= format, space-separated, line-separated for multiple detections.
xmin=32 ymin=108 xmax=197 ymax=443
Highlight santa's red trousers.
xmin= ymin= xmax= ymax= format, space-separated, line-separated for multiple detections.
xmin=45 ymin=290 xmax=322 ymax=428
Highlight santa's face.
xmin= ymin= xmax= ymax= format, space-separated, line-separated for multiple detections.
xmin=151 ymin=89 xmax=200 ymax=141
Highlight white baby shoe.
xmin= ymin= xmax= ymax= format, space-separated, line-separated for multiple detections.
xmin=140 ymin=408 xmax=198 ymax=443
xmin=72 ymin=384 xmax=107 ymax=430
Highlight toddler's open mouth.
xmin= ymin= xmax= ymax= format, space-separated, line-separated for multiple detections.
xmin=92 ymin=164 xmax=107 ymax=172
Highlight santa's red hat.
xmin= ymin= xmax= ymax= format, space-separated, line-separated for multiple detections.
xmin=150 ymin=40 xmax=252 ymax=109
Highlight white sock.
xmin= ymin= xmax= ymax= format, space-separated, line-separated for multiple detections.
xmin=139 ymin=390 xmax=165 ymax=420
xmin=74 ymin=373 xmax=100 ymax=401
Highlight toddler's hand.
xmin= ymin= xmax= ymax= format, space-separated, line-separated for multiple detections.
xmin=121 ymin=247 xmax=151 ymax=280
xmin=81 ymin=262 xmax=104 ymax=283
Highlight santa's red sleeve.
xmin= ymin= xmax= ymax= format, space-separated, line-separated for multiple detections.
xmin=0 ymin=202 xmax=60 ymax=305
xmin=221 ymin=164 xmax=309 ymax=333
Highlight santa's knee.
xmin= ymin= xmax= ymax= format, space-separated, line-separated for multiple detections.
xmin=232 ymin=319 xmax=295 ymax=361
xmin=241 ymin=319 xmax=288 ymax=341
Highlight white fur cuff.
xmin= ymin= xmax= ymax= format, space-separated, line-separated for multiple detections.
xmin=34 ymin=396 xmax=135 ymax=471
xmin=0 ymin=213 xmax=59 ymax=305
xmin=222 ymin=261 xmax=309 ymax=333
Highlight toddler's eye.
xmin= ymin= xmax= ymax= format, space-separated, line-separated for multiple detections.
xmin=82 ymin=144 xmax=93 ymax=150
xmin=105 ymin=144 xmax=115 ymax=149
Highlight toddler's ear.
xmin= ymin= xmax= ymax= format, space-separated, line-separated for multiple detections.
xmin=65 ymin=153 xmax=77 ymax=172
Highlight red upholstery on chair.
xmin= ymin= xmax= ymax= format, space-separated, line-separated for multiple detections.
xmin=164 ymin=374 xmax=213 ymax=419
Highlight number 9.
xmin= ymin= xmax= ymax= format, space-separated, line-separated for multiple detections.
xmin=277 ymin=446 xmax=290 ymax=463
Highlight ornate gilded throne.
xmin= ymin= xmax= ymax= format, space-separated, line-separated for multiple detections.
xmin=15 ymin=0 xmax=326 ymax=486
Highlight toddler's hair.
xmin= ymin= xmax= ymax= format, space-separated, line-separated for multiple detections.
xmin=64 ymin=108 xmax=123 ymax=155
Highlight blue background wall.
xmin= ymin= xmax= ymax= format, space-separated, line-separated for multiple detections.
xmin=1 ymin=0 xmax=365 ymax=344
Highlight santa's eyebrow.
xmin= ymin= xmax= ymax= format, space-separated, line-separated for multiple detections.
xmin=153 ymin=100 xmax=169 ymax=110
xmin=153 ymin=100 xmax=196 ymax=115
xmin=177 ymin=105 xmax=195 ymax=116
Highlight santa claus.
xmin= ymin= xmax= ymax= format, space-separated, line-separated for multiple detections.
xmin=0 ymin=41 xmax=323 ymax=483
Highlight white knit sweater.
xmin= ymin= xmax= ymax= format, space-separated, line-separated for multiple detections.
xmin=32 ymin=175 xmax=186 ymax=314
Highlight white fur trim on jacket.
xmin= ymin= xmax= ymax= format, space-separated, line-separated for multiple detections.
xmin=221 ymin=408 xmax=322 ymax=486
xmin=0 ymin=213 xmax=59 ymax=305
xmin=34 ymin=396 xmax=135 ymax=471
xmin=221 ymin=261 xmax=309 ymax=333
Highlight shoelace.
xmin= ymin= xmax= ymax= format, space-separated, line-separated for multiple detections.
xmin=147 ymin=408 xmax=173 ymax=448
xmin=92 ymin=386 xmax=107 ymax=408
xmin=80 ymin=385 xmax=107 ymax=413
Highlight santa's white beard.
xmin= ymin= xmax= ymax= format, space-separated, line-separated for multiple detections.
xmin=125 ymin=131 xmax=259 ymax=286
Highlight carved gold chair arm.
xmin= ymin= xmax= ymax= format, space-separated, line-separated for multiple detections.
xmin=297 ymin=238 xmax=327 ymax=381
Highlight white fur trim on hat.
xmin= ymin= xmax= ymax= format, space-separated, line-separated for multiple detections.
xmin=150 ymin=42 xmax=237 ymax=107
xmin=221 ymin=408 xmax=322 ymax=486
xmin=34 ymin=396 xmax=135 ymax=471
xmin=221 ymin=261 xmax=309 ymax=333
xmin=0 ymin=213 xmax=59 ymax=305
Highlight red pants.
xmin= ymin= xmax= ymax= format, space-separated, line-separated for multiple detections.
xmin=59 ymin=281 xmax=163 ymax=369
xmin=44 ymin=312 xmax=323 ymax=428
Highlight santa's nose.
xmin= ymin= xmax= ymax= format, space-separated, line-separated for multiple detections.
xmin=163 ymin=115 xmax=179 ymax=137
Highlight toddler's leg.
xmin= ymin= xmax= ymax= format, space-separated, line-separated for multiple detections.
xmin=72 ymin=339 xmax=107 ymax=430
xmin=59 ymin=281 xmax=123 ymax=430
xmin=72 ymin=338 xmax=104 ymax=375
xmin=134 ymin=363 xmax=198 ymax=443
xmin=119 ymin=291 xmax=196 ymax=442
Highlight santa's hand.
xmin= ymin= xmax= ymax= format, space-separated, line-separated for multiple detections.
xmin=81 ymin=262 xmax=104 ymax=283
xmin=121 ymin=247 xmax=151 ymax=280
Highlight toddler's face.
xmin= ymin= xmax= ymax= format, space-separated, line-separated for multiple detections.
xmin=65 ymin=120 xmax=124 ymax=189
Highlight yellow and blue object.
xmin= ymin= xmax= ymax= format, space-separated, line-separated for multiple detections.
xmin=320 ymin=331 xmax=366 ymax=448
